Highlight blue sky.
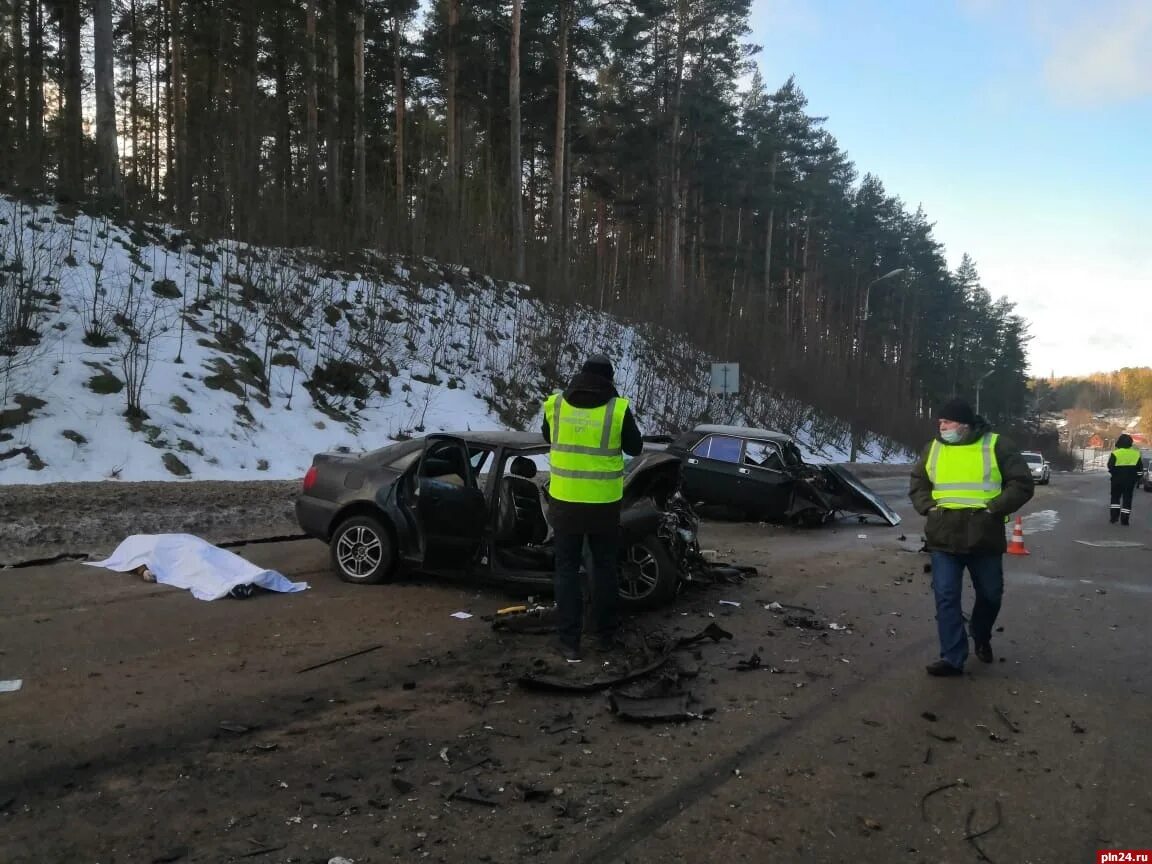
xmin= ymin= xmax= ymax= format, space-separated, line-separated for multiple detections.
xmin=747 ymin=0 xmax=1152 ymax=377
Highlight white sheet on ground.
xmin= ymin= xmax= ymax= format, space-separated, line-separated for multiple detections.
xmin=85 ymin=533 xmax=309 ymax=601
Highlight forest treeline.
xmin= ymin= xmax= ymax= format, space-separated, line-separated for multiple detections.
xmin=0 ymin=0 xmax=1032 ymax=447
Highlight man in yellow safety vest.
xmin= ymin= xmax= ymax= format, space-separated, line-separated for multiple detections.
xmin=542 ymin=355 xmax=642 ymax=663
xmin=1107 ymin=434 xmax=1143 ymax=526
xmin=909 ymin=398 xmax=1034 ymax=677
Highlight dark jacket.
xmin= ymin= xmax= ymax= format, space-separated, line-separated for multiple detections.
xmin=541 ymin=372 xmax=643 ymax=535
xmin=909 ymin=419 xmax=1035 ymax=554
xmin=1107 ymin=449 xmax=1144 ymax=486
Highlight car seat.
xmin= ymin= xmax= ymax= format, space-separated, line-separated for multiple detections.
xmin=496 ymin=456 xmax=549 ymax=546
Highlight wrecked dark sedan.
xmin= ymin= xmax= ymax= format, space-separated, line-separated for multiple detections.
xmin=665 ymin=424 xmax=901 ymax=526
xmin=295 ymin=431 xmax=705 ymax=611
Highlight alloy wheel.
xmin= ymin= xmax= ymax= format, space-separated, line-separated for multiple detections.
xmin=336 ymin=525 xmax=383 ymax=578
xmin=620 ymin=543 xmax=660 ymax=599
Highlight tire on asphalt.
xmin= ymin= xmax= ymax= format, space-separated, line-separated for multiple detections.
xmin=329 ymin=514 xmax=396 ymax=584
xmin=618 ymin=534 xmax=678 ymax=612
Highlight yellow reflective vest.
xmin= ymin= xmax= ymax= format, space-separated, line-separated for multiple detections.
xmin=1112 ymin=448 xmax=1141 ymax=467
xmin=543 ymin=393 xmax=628 ymax=504
xmin=927 ymin=433 xmax=1003 ymax=510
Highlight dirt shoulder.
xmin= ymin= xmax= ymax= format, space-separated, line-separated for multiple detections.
xmin=0 ymin=479 xmax=302 ymax=566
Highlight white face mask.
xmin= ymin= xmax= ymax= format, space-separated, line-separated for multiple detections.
xmin=940 ymin=428 xmax=964 ymax=444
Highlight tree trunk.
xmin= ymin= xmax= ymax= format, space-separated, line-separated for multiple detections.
xmin=26 ymin=0 xmax=43 ymax=187
xmin=509 ymin=0 xmax=524 ymax=280
xmin=761 ymin=152 xmax=778 ymax=327
xmin=10 ymin=0 xmax=26 ymax=182
xmin=59 ymin=0 xmax=84 ymax=200
xmin=169 ymin=0 xmax=187 ymax=221
xmin=156 ymin=0 xmax=166 ymax=205
xmin=445 ymin=0 xmax=459 ymax=223
xmin=549 ymin=0 xmax=570 ymax=268
xmin=353 ymin=1 xmax=365 ymax=233
xmin=274 ymin=20 xmax=292 ymax=237
xmin=129 ymin=0 xmax=140 ymax=194
xmin=392 ymin=10 xmax=406 ymax=241
xmin=666 ymin=0 xmax=688 ymax=316
xmin=326 ymin=7 xmax=341 ymax=220
xmin=234 ymin=2 xmax=259 ymax=237
xmin=93 ymin=0 xmax=122 ymax=200
xmin=305 ymin=0 xmax=319 ymax=208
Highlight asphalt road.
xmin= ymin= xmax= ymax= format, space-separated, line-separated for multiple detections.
xmin=1 ymin=471 xmax=1150 ymax=863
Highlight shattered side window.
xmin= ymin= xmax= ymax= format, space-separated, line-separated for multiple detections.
xmin=692 ymin=435 xmax=742 ymax=464
xmin=782 ymin=442 xmax=804 ymax=467
xmin=744 ymin=440 xmax=785 ymax=471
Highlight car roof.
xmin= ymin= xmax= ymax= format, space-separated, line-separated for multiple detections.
xmin=444 ymin=430 xmax=546 ymax=448
xmin=691 ymin=424 xmax=795 ymax=443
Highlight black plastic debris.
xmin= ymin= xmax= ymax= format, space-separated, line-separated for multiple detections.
xmin=518 ymin=653 xmax=671 ymax=693
xmin=542 ymin=712 xmax=575 ymax=735
xmin=516 ymin=783 xmax=552 ymax=803
xmin=993 ymin=705 xmax=1020 ymax=734
xmin=296 ymin=644 xmax=384 ymax=674
xmin=731 ymin=653 xmax=763 ymax=671
xmin=151 ymin=848 xmax=189 ymax=864
xmin=448 ymin=782 xmax=501 ymax=807
xmin=609 ymin=692 xmax=695 ymax=722
xmin=783 ymin=615 xmax=824 ymax=630
xmin=921 ymin=711 xmax=938 ymax=722
xmin=674 ymin=622 xmax=734 ymax=648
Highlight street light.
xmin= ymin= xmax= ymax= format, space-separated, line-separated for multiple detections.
xmin=974 ymin=368 xmax=995 ymax=416
xmin=860 ymin=268 xmax=908 ymax=322
xmin=850 ymin=267 xmax=909 ymax=461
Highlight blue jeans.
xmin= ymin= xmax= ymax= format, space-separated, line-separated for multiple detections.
xmin=553 ymin=532 xmax=618 ymax=650
xmin=930 ymin=551 xmax=1004 ymax=668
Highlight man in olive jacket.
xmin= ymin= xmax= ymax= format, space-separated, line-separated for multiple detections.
xmin=909 ymin=398 xmax=1034 ymax=676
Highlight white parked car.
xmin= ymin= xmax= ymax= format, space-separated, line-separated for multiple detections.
xmin=1022 ymin=451 xmax=1050 ymax=485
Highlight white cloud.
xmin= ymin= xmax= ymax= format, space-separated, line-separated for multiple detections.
xmin=1041 ymin=0 xmax=1152 ymax=105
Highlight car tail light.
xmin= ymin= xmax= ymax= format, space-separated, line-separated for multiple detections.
xmin=303 ymin=466 xmax=318 ymax=492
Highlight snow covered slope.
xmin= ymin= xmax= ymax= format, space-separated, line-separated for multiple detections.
xmin=0 ymin=196 xmax=907 ymax=484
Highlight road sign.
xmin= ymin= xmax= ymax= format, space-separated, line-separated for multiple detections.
xmin=709 ymin=362 xmax=740 ymax=395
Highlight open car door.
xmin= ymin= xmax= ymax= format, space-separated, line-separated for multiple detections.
xmin=414 ymin=436 xmax=488 ymax=570
xmin=816 ymin=464 xmax=903 ymax=526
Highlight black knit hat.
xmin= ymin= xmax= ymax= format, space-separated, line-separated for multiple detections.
xmin=1117 ymin=433 xmax=1134 ymax=448
xmin=937 ymin=397 xmax=976 ymax=425
xmin=581 ymin=354 xmax=614 ymax=382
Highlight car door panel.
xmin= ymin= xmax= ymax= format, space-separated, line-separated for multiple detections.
xmin=738 ymin=439 xmax=794 ymax=517
xmin=413 ymin=436 xmax=488 ymax=571
xmin=683 ymin=435 xmax=745 ymax=507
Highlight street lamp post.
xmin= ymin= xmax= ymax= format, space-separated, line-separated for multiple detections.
xmin=850 ymin=268 xmax=908 ymax=462
xmin=860 ymin=268 xmax=908 ymax=323
xmin=974 ymin=368 xmax=995 ymax=417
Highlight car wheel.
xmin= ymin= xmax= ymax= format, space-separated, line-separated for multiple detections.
xmin=618 ymin=534 xmax=678 ymax=612
xmin=330 ymin=514 xmax=396 ymax=584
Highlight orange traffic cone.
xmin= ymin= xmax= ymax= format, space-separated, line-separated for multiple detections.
xmin=1007 ymin=516 xmax=1030 ymax=556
